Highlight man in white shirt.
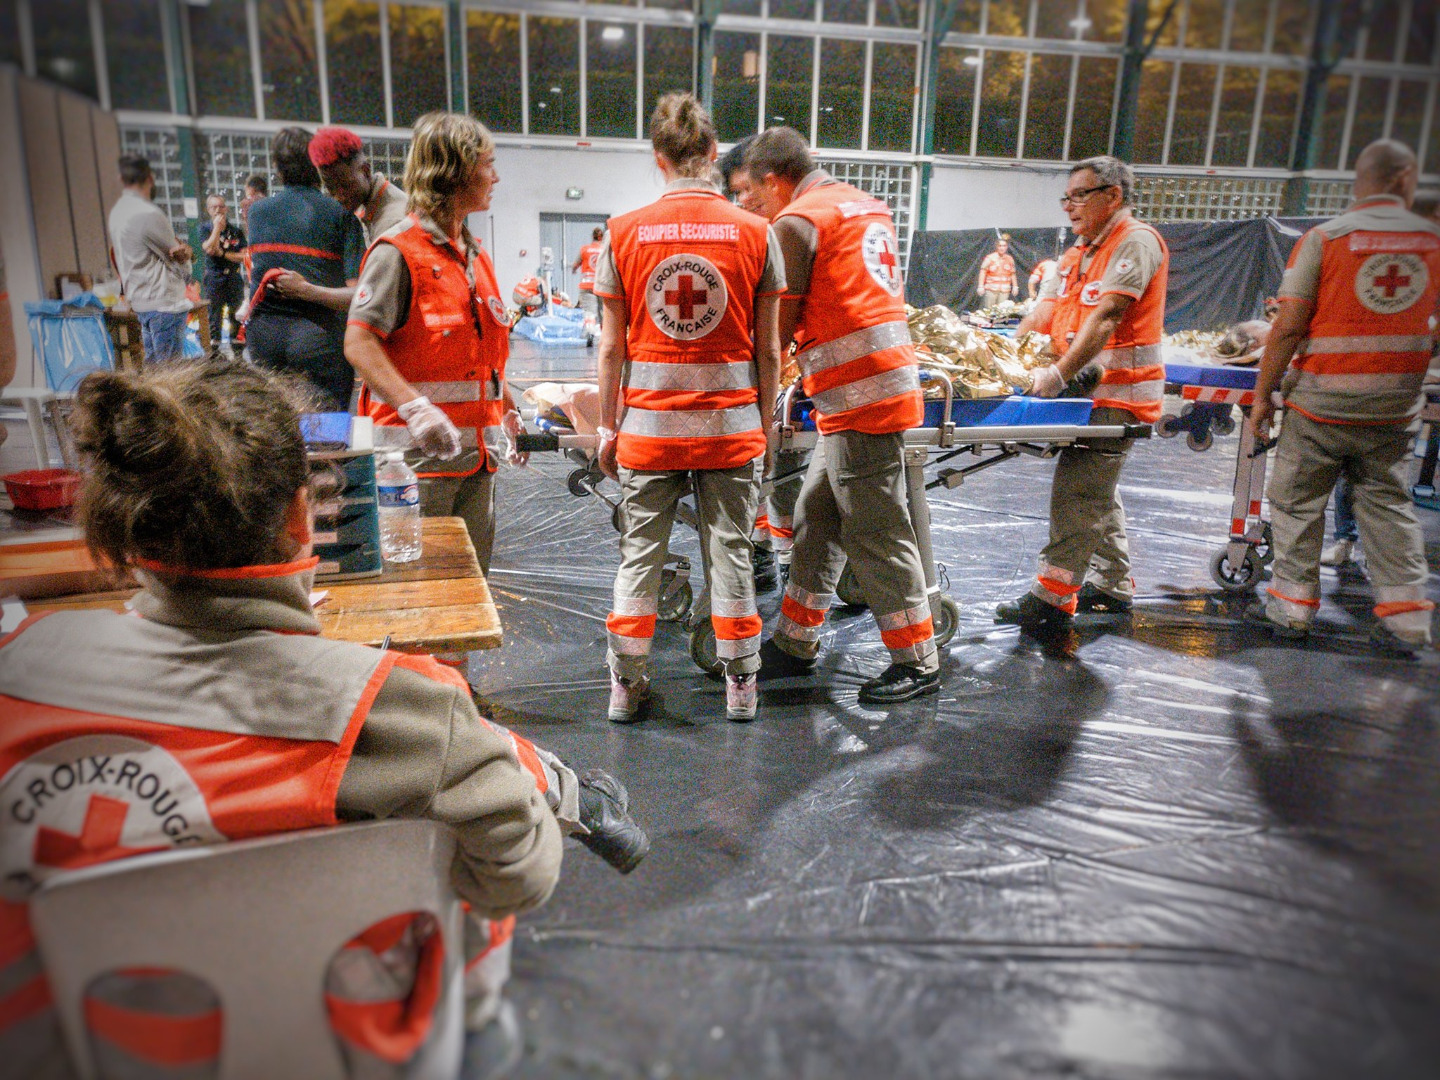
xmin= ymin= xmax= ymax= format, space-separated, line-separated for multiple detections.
xmin=108 ymin=154 xmax=193 ymax=362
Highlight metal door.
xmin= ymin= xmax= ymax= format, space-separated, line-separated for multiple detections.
xmin=539 ymin=212 xmax=609 ymax=298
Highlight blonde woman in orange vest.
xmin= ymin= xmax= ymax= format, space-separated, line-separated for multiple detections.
xmin=743 ymin=126 xmax=940 ymax=703
xmin=1249 ymin=139 xmax=1439 ymax=653
xmin=345 ymin=111 xmax=525 ymax=576
xmin=995 ymin=155 xmax=1169 ymax=638
xmin=594 ymin=93 xmax=785 ymax=723
xmin=0 ymin=361 xmax=647 ymax=1078
xmin=978 ymin=234 xmax=1019 ymax=308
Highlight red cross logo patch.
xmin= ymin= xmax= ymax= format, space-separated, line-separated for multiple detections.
xmin=0 ymin=736 xmax=223 ymax=901
xmin=645 ymin=253 xmax=728 ymax=341
xmin=1355 ymin=252 xmax=1427 ymax=315
xmin=861 ymin=222 xmax=903 ymax=296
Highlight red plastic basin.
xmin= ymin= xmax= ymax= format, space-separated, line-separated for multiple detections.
xmin=3 ymin=469 xmax=81 ymax=511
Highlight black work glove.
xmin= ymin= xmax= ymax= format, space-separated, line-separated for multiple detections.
xmin=1062 ymin=362 xmax=1104 ymax=398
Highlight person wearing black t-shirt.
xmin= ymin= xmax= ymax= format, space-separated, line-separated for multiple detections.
xmin=199 ymin=193 xmax=247 ymax=357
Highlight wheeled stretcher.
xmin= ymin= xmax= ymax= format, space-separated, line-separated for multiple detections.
xmin=1160 ymin=363 xmax=1274 ymax=592
xmin=517 ymin=371 xmax=1150 ymax=673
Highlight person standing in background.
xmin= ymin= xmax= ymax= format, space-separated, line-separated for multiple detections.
xmin=1028 ymin=256 xmax=1058 ymax=300
xmin=978 ymin=234 xmax=1019 ymax=309
xmin=107 ymin=154 xmax=193 ymax=363
xmin=571 ymin=226 xmax=606 ymax=330
xmin=198 ymin=193 xmax=246 ymax=358
xmin=308 ymin=127 xmax=410 ymax=246
xmin=239 ymin=173 xmax=268 ymax=232
xmin=245 ymin=128 xmax=365 ymax=412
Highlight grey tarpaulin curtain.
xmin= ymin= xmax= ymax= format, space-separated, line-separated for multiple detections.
xmin=907 ymin=217 xmax=1329 ymax=332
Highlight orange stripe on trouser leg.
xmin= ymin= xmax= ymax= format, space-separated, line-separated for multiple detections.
xmin=326 ymin=916 xmax=445 ymax=1066
xmin=780 ymin=594 xmax=826 ymax=628
xmin=509 ymin=734 xmax=550 ymax=793
xmin=712 ymin=613 xmax=763 ymax=640
xmin=0 ymin=973 xmax=52 ymax=1030
xmin=1374 ymin=600 xmax=1435 ymax=619
xmin=84 ymin=996 xmax=223 ymax=1067
xmin=1265 ymin=587 xmax=1319 ymax=608
xmin=879 ymin=618 xmax=934 ymax=650
xmin=606 ymin=613 xmax=657 ymax=638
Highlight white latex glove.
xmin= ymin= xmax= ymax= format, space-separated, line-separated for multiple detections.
xmin=1030 ymin=364 xmax=1064 ymax=399
xmin=501 ymin=409 xmax=529 ymax=467
xmin=396 ymin=396 xmax=463 ymax=460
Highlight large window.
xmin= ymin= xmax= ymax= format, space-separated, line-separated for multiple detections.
xmin=977 ymin=50 xmax=1024 ymax=158
xmin=468 ymin=11 xmax=522 ymax=134
xmin=934 ymin=47 xmax=978 ymax=155
xmin=0 ymin=3 xmax=19 ymax=68
xmin=987 ymin=0 xmax=1029 ymax=36
xmin=1317 ymin=74 xmax=1351 ymax=169
xmin=875 ymin=0 xmax=920 ymax=29
xmin=588 ymin=21 xmax=638 ymax=139
xmin=191 ymin=0 xmax=255 ymax=118
xmin=259 ymin=0 xmax=321 ymax=122
xmin=1169 ymin=63 xmax=1217 ymax=166
xmin=1254 ymin=68 xmax=1300 ymax=168
xmin=105 ymin=0 xmax=170 ymax=113
xmin=390 ymin=4 xmax=448 ymax=127
xmin=1133 ymin=60 xmax=1172 ymax=164
xmin=765 ymin=35 xmax=813 ymax=134
xmin=1345 ymin=76 xmax=1390 ymax=169
xmin=32 ymin=0 xmax=97 ymax=99
xmin=644 ymin=26 xmax=694 ymax=134
xmin=870 ymin=42 xmax=916 ymax=153
xmin=1211 ymin=67 xmax=1260 ymax=168
xmin=529 ymin=18 xmax=580 ymax=137
xmin=1069 ymin=57 xmax=1116 ymax=159
xmin=816 ymin=38 xmax=864 ymax=149
xmin=325 ymin=0 xmax=384 ymax=127
xmin=713 ymin=31 xmax=760 ymax=143
xmin=823 ymin=0 xmax=868 ymax=25
xmin=1024 ymin=53 xmax=1071 ymax=160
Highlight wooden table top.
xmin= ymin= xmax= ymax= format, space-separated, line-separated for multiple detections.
xmin=25 ymin=517 xmax=501 ymax=655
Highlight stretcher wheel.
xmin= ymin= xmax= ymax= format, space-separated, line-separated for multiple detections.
xmin=1180 ymin=402 xmax=1196 ymax=418
xmin=690 ymin=623 xmax=722 ymax=678
xmin=658 ymin=581 xmax=692 ymax=623
xmin=1212 ymin=408 xmax=1236 ymax=437
xmin=933 ymin=594 xmax=961 ymax=649
xmin=566 ymin=468 xmax=593 ymax=497
xmin=1157 ymin=413 xmax=1180 ymax=438
xmin=1254 ymin=522 xmax=1274 ymax=566
xmin=835 ymin=564 xmax=867 ymax=607
xmin=1186 ymin=429 xmax=1214 ymax=452
xmin=1210 ymin=547 xmax=1262 ymax=592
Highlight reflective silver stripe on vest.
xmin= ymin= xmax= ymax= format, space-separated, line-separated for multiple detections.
xmin=411 ymin=380 xmax=504 ymax=403
xmin=1092 ymin=379 xmax=1165 ymax=404
xmin=809 ymin=364 xmax=920 ymax=416
xmin=626 ymin=361 xmax=758 ymax=393
xmin=1299 ymin=334 xmax=1433 ymax=356
xmin=1291 ymin=370 xmax=1426 ymax=393
xmin=373 ymin=425 xmax=485 ymax=450
xmin=620 ymin=403 xmax=763 ymax=439
xmin=1093 ymin=343 xmax=1164 ymax=370
xmin=797 ymin=320 xmax=912 ymax=377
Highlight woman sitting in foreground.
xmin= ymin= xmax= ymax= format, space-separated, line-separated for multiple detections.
xmin=0 ymin=360 xmax=645 ymax=1078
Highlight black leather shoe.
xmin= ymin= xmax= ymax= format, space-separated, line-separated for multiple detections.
xmin=994 ymin=592 xmax=1073 ymax=634
xmin=576 ymin=770 xmax=649 ymax=874
xmin=858 ymin=663 xmax=940 ymax=704
xmin=752 ymin=545 xmax=778 ymax=593
xmin=1075 ymin=582 xmax=1132 ymax=615
xmin=757 ymin=637 xmax=816 ymax=680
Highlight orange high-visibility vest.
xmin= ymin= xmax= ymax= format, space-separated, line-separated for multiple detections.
xmin=1284 ymin=198 xmax=1440 ymax=425
xmin=354 ymin=215 xmax=512 ymax=477
xmin=604 ymin=187 xmax=772 ymax=472
xmin=577 ymin=242 xmax=602 ymax=292
xmin=979 ymin=251 xmax=1017 ymax=293
xmin=778 ymin=183 xmax=922 ymax=435
xmin=1047 ymin=213 xmax=1169 ymax=423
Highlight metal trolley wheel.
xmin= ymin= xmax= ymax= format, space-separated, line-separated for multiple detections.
xmin=1210 ymin=546 xmax=1263 ymax=592
xmin=835 ymin=563 xmax=867 ymax=607
xmin=690 ymin=623 xmax=723 ymax=678
xmin=1157 ymin=413 xmax=1181 ymax=438
xmin=1211 ymin=408 xmax=1236 ymax=437
xmin=932 ymin=594 xmax=961 ymax=649
xmin=1186 ymin=429 xmax=1214 ymax=452
xmin=658 ymin=580 xmax=693 ymax=623
xmin=566 ymin=468 xmax=593 ymax=497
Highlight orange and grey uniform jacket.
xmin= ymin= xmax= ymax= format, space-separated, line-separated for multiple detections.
xmin=1278 ymin=193 xmax=1440 ymax=425
xmin=978 ymin=251 xmax=1017 ymax=294
xmin=598 ymin=183 xmax=778 ymax=472
xmin=0 ymin=559 xmax=568 ymax=1079
xmin=773 ymin=172 xmax=922 ymax=435
xmin=575 ymin=242 xmax=602 ymax=293
xmin=1047 ymin=209 xmax=1169 ymax=423
xmin=351 ymin=213 xmax=512 ymax=478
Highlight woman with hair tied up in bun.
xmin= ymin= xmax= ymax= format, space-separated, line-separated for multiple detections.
xmin=0 ymin=361 xmax=646 ymax=1078
xmin=593 ymin=92 xmax=785 ymax=723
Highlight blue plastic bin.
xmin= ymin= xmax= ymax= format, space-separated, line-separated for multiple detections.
xmin=24 ymin=294 xmax=116 ymax=392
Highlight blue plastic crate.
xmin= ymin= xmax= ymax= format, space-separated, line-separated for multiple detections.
xmin=1164 ymin=363 xmax=1257 ymax=390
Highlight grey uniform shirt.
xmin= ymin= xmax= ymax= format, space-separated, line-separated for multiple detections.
xmin=108 ymin=190 xmax=191 ymax=313
xmin=1082 ymin=209 xmax=1165 ymax=300
xmin=360 ymin=175 xmax=410 ymax=247
xmin=591 ymin=177 xmax=787 ymax=300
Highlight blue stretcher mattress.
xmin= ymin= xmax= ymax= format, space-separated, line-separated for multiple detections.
xmin=789 ymin=395 xmax=1092 ymax=431
xmin=1164 ymin=363 xmax=1257 ymax=390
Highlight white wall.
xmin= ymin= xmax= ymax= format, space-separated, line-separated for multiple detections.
xmin=473 ymin=142 xmax=665 ymax=295
xmin=926 ymin=161 xmax=1072 ymax=233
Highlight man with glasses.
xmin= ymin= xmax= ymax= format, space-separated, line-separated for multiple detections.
xmin=996 ymin=155 xmax=1169 ymax=636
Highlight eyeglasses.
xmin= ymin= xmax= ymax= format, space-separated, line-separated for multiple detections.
xmin=1059 ymin=184 xmax=1115 ymax=208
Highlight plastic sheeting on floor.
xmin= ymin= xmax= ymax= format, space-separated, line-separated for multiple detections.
xmin=462 ymin=346 xmax=1440 ymax=1079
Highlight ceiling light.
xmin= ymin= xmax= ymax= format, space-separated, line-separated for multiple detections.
xmin=601 ymin=25 xmax=625 ymax=43
xmin=550 ymin=86 xmax=562 ymax=94
xmin=1069 ymin=16 xmax=1093 ymax=31
xmin=962 ymin=55 xmax=981 ymax=66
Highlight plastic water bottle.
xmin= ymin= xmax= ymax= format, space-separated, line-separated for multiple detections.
xmin=375 ymin=452 xmax=422 ymax=563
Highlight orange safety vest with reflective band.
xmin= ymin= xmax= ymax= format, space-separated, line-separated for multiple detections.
xmin=356 ymin=215 xmax=511 ymax=477
xmin=1284 ymin=200 xmax=1440 ymax=425
xmin=979 ymin=252 xmax=1016 ymax=293
xmin=779 ymin=183 xmax=922 ymax=435
xmin=577 ymin=243 xmax=602 ymax=291
xmin=1048 ymin=215 xmax=1169 ymax=423
xmin=606 ymin=188 xmax=771 ymax=471
xmin=0 ymin=588 xmax=472 ymax=1075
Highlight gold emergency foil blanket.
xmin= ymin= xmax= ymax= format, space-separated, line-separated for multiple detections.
xmin=905 ymin=306 xmax=1055 ymax=399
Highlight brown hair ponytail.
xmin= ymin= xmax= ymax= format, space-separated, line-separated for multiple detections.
xmin=649 ymin=92 xmax=717 ymax=179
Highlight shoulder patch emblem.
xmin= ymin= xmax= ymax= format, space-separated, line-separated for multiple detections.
xmin=355 ymin=284 xmax=373 ymax=307
xmin=487 ymin=296 xmax=509 ymax=324
xmin=1355 ymin=253 xmax=1428 ymax=315
xmin=1114 ymin=256 xmax=1135 ymax=275
xmin=1080 ymin=281 xmax=1104 ymax=305
xmin=861 ymin=222 xmax=903 ymax=296
xmin=645 ymin=254 xmax=728 ymax=340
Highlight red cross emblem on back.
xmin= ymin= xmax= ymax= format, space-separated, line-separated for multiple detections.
xmin=665 ymin=274 xmax=707 ymax=319
xmin=33 ymin=794 xmax=159 ymax=870
xmin=1373 ymin=263 xmax=1411 ymax=297
xmin=876 ymin=238 xmax=897 ymax=278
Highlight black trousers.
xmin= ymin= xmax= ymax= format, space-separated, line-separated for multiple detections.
xmin=245 ymin=312 xmax=353 ymax=413
xmin=203 ymin=272 xmax=245 ymax=352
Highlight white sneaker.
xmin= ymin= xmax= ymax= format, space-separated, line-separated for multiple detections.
xmin=725 ymin=672 xmax=757 ymax=722
xmin=1320 ymin=538 xmax=1356 ymax=567
xmin=607 ymin=672 xmax=649 ymax=724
